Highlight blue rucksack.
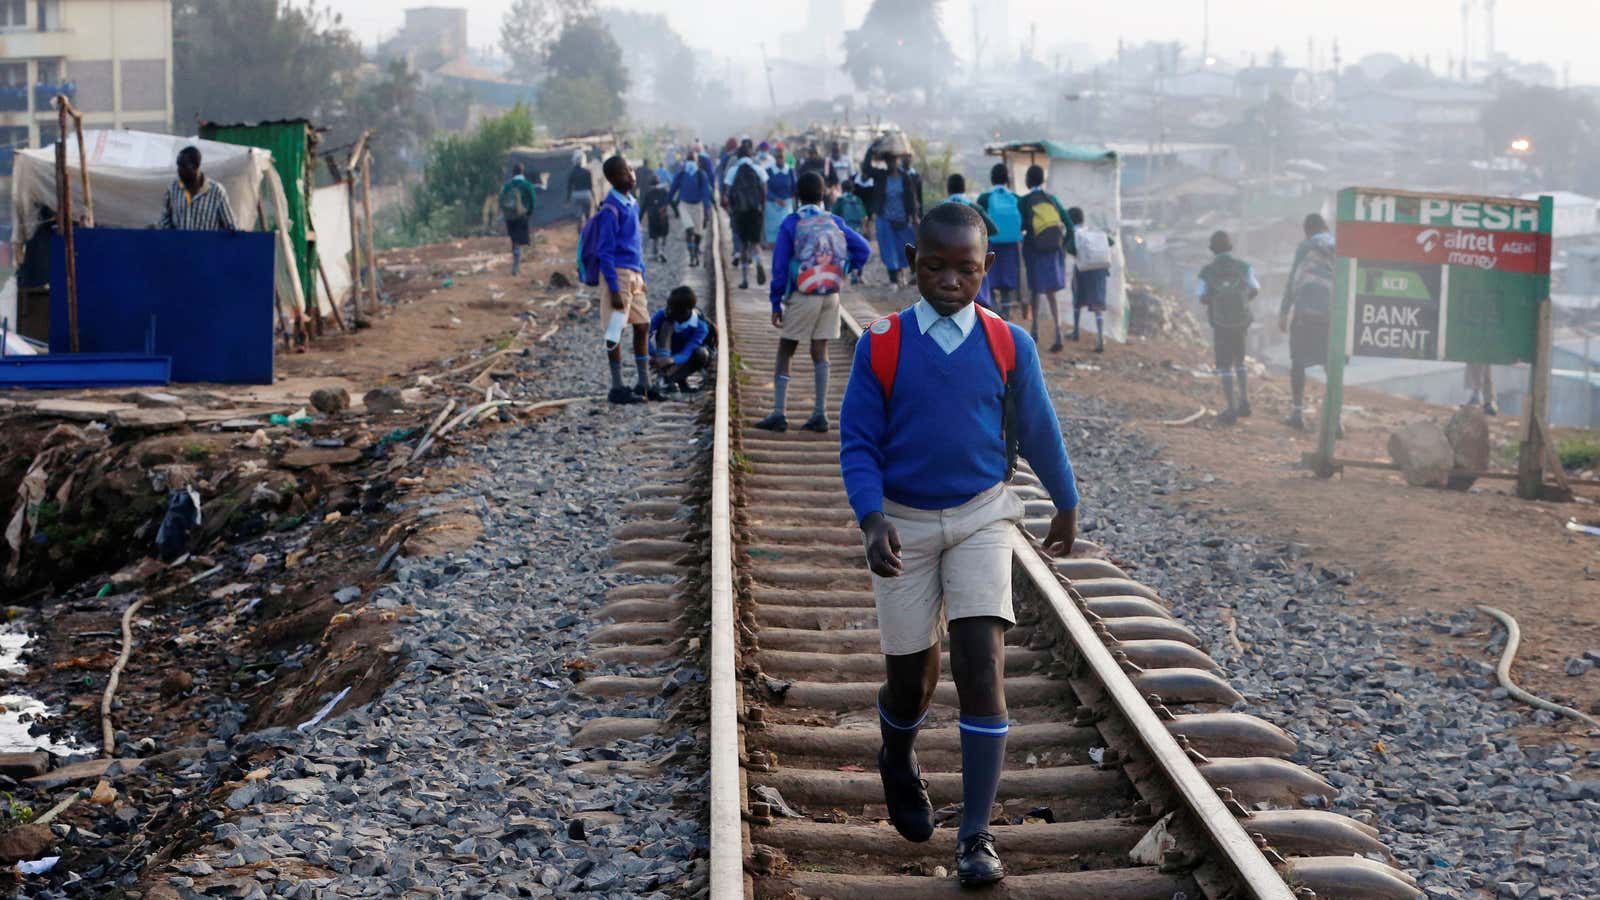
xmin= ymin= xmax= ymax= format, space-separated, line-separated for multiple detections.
xmin=576 ymin=201 xmax=619 ymax=287
xmin=984 ymin=187 xmax=1023 ymax=244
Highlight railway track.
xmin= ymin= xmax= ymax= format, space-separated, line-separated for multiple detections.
xmin=693 ymin=216 xmax=1424 ymax=900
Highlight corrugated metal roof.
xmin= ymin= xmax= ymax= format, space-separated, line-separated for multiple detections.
xmin=984 ymin=140 xmax=1116 ymax=162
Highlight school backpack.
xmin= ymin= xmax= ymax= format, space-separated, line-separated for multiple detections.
xmin=792 ymin=212 xmax=847 ymax=296
xmin=833 ymin=193 xmax=866 ymax=227
xmin=1075 ymin=227 xmax=1112 ymax=270
xmin=867 ymin=306 xmax=1021 ymax=480
xmin=982 ymin=188 xmax=1023 ymax=244
xmin=730 ymin=163 xmax=765 ymax=213
xmin=1025 ymin=193 xmax=1066 ymax=251
xmin=1290 ymin=236 xmax=1336 ymax=321
xmin=1200 ymin=255 xmax=1254 ymax=329
xmin=575 ymin=201 xmax=619 ymax=287
xmin=499 ymin=180 xmax=530 ymax=221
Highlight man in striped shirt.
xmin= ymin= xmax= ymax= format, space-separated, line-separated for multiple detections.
xmin=157 ymin=146 xmax=236 ymax=232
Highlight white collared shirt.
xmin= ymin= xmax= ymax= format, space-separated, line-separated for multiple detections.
xmin=912 ymin=298 xmax=977 ymax=354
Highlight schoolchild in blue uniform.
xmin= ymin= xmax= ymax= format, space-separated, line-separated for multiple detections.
xmin=754 ymin=171 xmax=872 ymax=433
xmin=763 ymin=160 xmax=797 ymax=248
xmin=591 ymin=156 xmax=651 ymax=405
xmin=977 ymin=163 xmax=1025 ymax=321
xmin=944 ymin=173 xmax=998 ymax=312
xmin=839 ymin=201 xmax=1079 ymax=887
xmin=648 ymin=285 xmax=713 ymax=395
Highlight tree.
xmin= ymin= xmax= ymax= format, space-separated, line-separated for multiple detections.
xmin=172 ymin=0 xmax=361 ymax=127
xmin=500 ymin=0 xmax=595 ymax=83
xmin=537 ymin=18 xmax=629 ymax=136
xmin=329 ymin=59 xmax=468 ymax=185
xmin=600 ymin=9 xmax=698 ymax=110
xmin=842 ymin=0 xmax=954 ymax=96
xmin=402 ymin=105 xmax=537 ymax=241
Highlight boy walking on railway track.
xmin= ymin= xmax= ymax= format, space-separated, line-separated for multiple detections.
xmin=754 ymin=171 xmax=872 ymax=433
xmin=839 ymin=201 xmax=1080 ymax=887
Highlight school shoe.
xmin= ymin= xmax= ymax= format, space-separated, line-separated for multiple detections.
xmin=646 ymin=387 xmax=667 ymax=402
xmin=1094 ymin=337 xmax=1105 ymax=353
xmin=1216 ymin=408 xmax=1239 ymax=426
xmin=1069 ymin=328 xmax=1080 ymax=342
xmin=607 ymin=387 xmax=644 ymax=405
xmin=877 ymin=747 xmax=934 ymax=842
xmin=754 ymin=412 xmax=788 ymax=432
xmin=1483 ymin=401 xmax=1498 ymax=416
xmin=1049 ymin=340 xmax=1064 ymax=353
xmin=1237 ymin=401 xmax=1252 ymax=418
xmin=956 ymin=832 xmax=1005 ymax=886
xmin=800 ymin=414 xmax=829 ymax=433
xmin=1283 ymin=408 xmax=1306 ymax=431
xmin=756 ymin=261 xmax=768 ymax=286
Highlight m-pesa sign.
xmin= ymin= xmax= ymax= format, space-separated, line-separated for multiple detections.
xmin=1337 ymin=192 xmax=1550 ymax=275
xmin=1333 ymin=188 xmax=1552 ymax=365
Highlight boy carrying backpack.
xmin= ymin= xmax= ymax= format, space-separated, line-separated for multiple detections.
xmin=1279 ymin=213 xmax=1336 ymax=431
xmin=977 ymin=163 xmax=1024 ymax=320
xmin=754 ymin=171 xmax=872 ymax=433
xmin=640 ymin=179 xmax=673 ymax=263
xmin=723 ymin=143 xmax=769 ymax=289
xmin=839 ymin=200 xmax=1079 ymax=888
xmin=1198 ymin=229 xmax=1260 ymax=425
xmin=1018 ymin=165 xmax=1073 ymax=350
xmin=1067 ymin=206 xmax=1115 ymax=353
xmin=577 ymin=156 xmax=654 ymax=405
xmin=831 ymin=183 xmax=869 ymax=285
xmin=500 ymin=164 xmax=537 ymax=276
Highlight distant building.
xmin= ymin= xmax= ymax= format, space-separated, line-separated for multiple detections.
xmin=1156 ymin=67 xmax=1237 ymax=101
xmin=0 ymin=0 xmax=174 ymax=154
xmin=382 ymin=6 xmax=469 ymax=71
xmin=1524 ymin=191 xmax=1600 ymax=240
xmin=1339 ymin=86 xmax=1495 ymax=154
xmin=1235 ymin=66 xmax=1313 ymax=107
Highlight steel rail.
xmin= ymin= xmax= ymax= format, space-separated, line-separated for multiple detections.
xmin=835 ymin=305 xmax=1296 ymax=899
xmin=706 ymin=210 xmax=746 ymax=898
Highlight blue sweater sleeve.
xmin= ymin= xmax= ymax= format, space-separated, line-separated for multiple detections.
xmin=1008 ymin=325 xmax=1079 ymax=511
xmin=595 ymin=204 xmax=620 ymax=294
xmin=837 ymin=215 xmax=872 ymax=273
xmin=839 ymin=335 xmax=888 ymax=523
xmin=672 ymin=318 xmax=709 ymax=365
xmin=769 ymin=214 xmax=798 ymax=311
xmin=668 ymin=173 xmax=683 ymax=205
xmin=647 ymin=309 xmax=666 ymax=356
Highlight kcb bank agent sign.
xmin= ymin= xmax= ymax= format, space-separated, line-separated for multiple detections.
xmin=1332 ymin=189 xmax=1552 ymax=364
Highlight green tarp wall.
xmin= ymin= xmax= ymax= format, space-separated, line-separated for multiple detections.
xmin=200 ymin=120 xmax=315 ymax=309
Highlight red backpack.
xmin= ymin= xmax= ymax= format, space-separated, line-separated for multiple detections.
xmin=866 ymin=305 xmax=1021 ymax=479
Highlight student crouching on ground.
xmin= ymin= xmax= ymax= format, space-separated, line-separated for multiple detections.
xmin=839 ymin=201 xmax=1080 ymax=887
xmin=648 ymin=285 xmax=713 ymax=396
xmin=754 ymin=171 xmax=872 ymax=433
xmin=1198 ymin=229 xmax=1260 ymax=425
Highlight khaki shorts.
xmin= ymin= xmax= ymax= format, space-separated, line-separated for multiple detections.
xmin=870 ymin=483 xmax=1025 ymax=655
xmin=781 ymin=293 xmax=842 ymax=342
xmin=602 ymin=268 xmax=650 ymax=326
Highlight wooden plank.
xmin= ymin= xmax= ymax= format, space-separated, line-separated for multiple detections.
xmin=1518 ymin=298 xmax=1554 ymax=499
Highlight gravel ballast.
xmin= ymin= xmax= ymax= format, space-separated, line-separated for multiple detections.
xmin=1054 ymin=389 xmax=1600 ymax=900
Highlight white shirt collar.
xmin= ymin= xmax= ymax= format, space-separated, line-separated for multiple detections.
xmin=912 ymin=299 xmax=977 ymax=337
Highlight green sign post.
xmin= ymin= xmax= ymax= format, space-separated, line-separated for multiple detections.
xmin=1316 ymin=188 xmax=1555 ymax=497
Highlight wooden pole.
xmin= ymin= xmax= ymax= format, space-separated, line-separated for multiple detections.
xmin=69 ymin=102 xmax=92 ymax=227
xmin=346 ymin=172 xmax=363 ymax=318
xmin=360 ymin=149 xmax=379 ymax=313
xmin=54 ymin=98 xmax=79 ymax=353
xmin=1517 ymin=297 xmax=1553 ymax=499
xmin=315 ymin=255 xmax=349 ymax=333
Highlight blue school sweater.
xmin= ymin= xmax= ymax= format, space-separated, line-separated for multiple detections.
xmin=593 ymin=189 xmax=644 ymax=293
xmin=839 ymin=305 xmax=1079 ymax=522
xmin=647 ymin=308 xmax=711 ymax=364
xmin=768 ymin=205 xmax=873 ymax=312
xmin=669 ymin=168 xmax=713 ymax=206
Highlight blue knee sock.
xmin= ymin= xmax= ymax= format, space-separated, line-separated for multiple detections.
xmin=812 ymin=362 xmax=829 ymax=419
xmin=511 ymin=245 xmax=522 ymax=274
xmin=773 ymin=373 xmax=789 ymax=416
xmin=879 ymin=698 xmax=928 ymax=767
xmin=958 ymin=714 xmax=1009 ymax=841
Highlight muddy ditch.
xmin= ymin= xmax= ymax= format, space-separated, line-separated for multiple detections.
xmin=0 ymin=390 xmax=507 ymax=892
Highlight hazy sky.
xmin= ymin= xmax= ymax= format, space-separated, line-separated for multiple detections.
xmin=325 ymin=0 xmax=1599 ymax=84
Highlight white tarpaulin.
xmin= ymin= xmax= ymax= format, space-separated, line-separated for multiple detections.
xmin=991 ymin=142 xmax=1129 ymax=343
xmin=9 ymin=130 xmax=308 ymax=322
xmin=309 ymin=183 xmax=352 ymax=314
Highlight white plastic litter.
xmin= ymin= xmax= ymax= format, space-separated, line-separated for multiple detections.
xmin=16 ymin=857 xmax=60 ymax=875
xmin=296 ymin=686 xmax=350 ymax=733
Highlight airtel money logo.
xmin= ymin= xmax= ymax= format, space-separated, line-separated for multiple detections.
xmin=1416 ymin=229 xmax=1441 ymax=253
xmin=1414 ymin=228 xmax=1499 ymax=269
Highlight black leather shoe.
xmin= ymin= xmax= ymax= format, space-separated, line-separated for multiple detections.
xmin=878 ymin=747 xmax=933 ymax=842
xmin=607 ymin=387 xmax=643 ymax=405
xmin=956 ymin=831 xmax=1005 ymax=886
xmin=753 ymin=412 xmax=788 ymax=432
xmin=799 ymin=414 xmax=829 ymax=433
